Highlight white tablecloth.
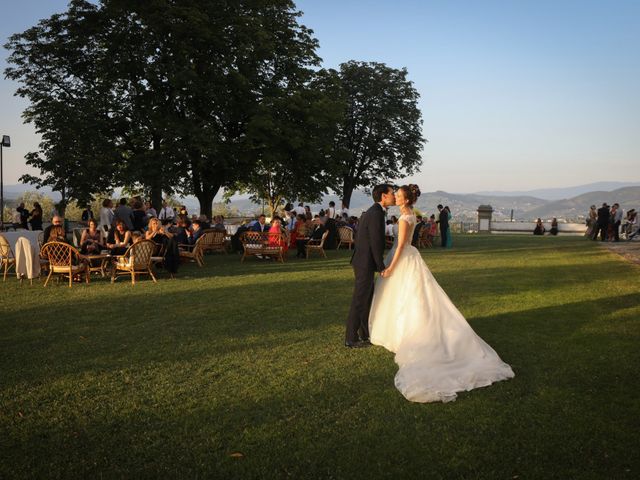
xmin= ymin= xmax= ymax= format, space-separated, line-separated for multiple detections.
xmin=225 ymin=225 xmax=239 ymax=235
xmin=0 ymin=231 xmax=42 ymax=280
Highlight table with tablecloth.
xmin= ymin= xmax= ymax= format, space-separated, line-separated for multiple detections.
xmin=0 ymin=230 xmax=42 ymax=280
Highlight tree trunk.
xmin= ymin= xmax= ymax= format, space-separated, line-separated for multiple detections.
xmin=196 ymin=183 xmax=221 ymax=220
xmin=341 ymin=179 xmax=354 ymax=210
xmin=150 ymin=184 xmax=163 ymax=215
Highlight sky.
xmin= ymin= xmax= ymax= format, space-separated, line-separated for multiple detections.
xmin=1 ymin=0 xmax=639 ymax=194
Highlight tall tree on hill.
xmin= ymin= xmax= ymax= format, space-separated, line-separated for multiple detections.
xmin=327 ymin=61 xmax=425 ymax=209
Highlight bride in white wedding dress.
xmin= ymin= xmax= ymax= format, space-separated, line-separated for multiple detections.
xmin=369 ymin=185 xmax=514 ymax=403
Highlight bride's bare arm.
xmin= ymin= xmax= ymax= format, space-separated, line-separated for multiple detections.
xmin=381 ymin=219 xmax=410 ymax=277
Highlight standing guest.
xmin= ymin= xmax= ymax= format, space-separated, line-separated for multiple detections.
xmin=627 ymin=209 xmax=638 ymax=240
xmin=328 ymin=201 xmax=337 ymax=219
xmin=114 ymin=198 xmax=134 ymax=231
xmin=131 ymin=200 xmax=147 ymax=232
xmin=80 ymin=218 xmax=105 ymax=254
xmin=293 ymin=214 xmax=309 ymax=257
xmin=294 ymin=202 xmax=306 ymax=216
xmin=585 ymin=205 xmax=597 ymax=237
xmin=81 ymin=205 xmax=94 ymax=225
xmin=16 ymin=202 xmax=30 ymax=229
xmin=43 ymin=215 xmax=64 ymax=243
xmin=29 ymin=202 xmax=43 ymax=230
xmin=145 ymin=201 xmax=157 ymax=219
xmin=385 ymin=219 xmax=395 ymax=237
xmin=611 ymin=203 xmax=623 ymax=242
xmin=445 ymin=206 xmax=453 ymax=248
xmin=550 ymin=218 xmax=559 ymax=235
xmin=533 ymin=218 xmax=545 ymax=235
xmin=99 ymin=199 xmax=114 ymax=233
xmin=304 ymin=205 xmax=312 ymax=220
xmin=437 ymin=204 xmax=449 ymax=247
xmin=158 ymin=201 xmax=175 ymax=223
xmin=592 ymin=203 xmax=610 ymax=241
xmin=106 ymin=220 xmax=131 ymax=255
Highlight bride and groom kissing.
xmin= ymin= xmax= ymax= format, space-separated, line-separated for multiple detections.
xmin=345 ymin=184 xmax=515 ymax=403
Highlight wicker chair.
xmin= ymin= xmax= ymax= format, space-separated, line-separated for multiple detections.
xmin=111 ymin=240 xmax=157 ymax=285
xmin=200 ymin=230 xmax=227 ymax=254
xmin=240 ymin=231 xmax=286 ymax=263
xmin=305 ymin=230 xmax=329 ymax=259
xmin=179 ymin=232 xmax=209 ymax=267
xmin=0 ymin=234 xmax=16 ymax=281
xmin=337 ymin=226 xmax=355 ymax=250
xmin=40 ymin=241 xmax=89 ymax=287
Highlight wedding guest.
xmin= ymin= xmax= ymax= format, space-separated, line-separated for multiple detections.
xmin=327 ymin=201 xmax=337 ymax=219
xmin=114 ymin=198 xmax=134 ymax=231
xmin=533 ymin=218 xmax=545 ymax=235
xmin=16 ymin=202 xmax=30 ymax=229
xmin=294 ymin=202 xmax=306 ymax=216
xmin=437 ymin=204 xmax=449 ymax=247
xmin=293 ymin=214 xmax=309 ymax=256
xmin=611 ymin=203 xmax=623 ymax=242
xmin=174 ymin=217 xmax=191 ymax=245
xmin=304 ymin=205 xmax=312 ymax=220
xmin=81 ymin=205 xmax=94 ymax=225
xmin=385 ymin=219 xmax=394 ymax=237
xmin=99 ymin=199 xmax=114 ymax=233
xmin=145 ymin=201 xmax=157 ymax=219
xmin=158 ymin=200 xmax=175 ymax=223
xmin=549 ymin=218 xmax=559 ymax=235
xmin=29 ymin=202 xmax=43 ymax=230
xmin=146 ymin=217 xmax=179 ymax=273
xmin=268 ymin=218 xmax=288 ymax=254
xmin=212 ymin=215 xmax=226 ymax=232
xmin=585 ymin=205 xmax=597 ymax=237
xmin=627 ymin=209 xmax=639 ymax=240
xmin=251 ymin=214 xmax=269 ymax=232
xmin=198 ymin=214 xmax=211 ymax=230
xmin=179 ymin=205 xmax=188 ymax=216
xmin=189 ymin=220 xmax=205 ymax=245
xmin=80 ymin=218 xmax=105 ymax=254
xmin=412 ymin=215 xmax=425 ymax=246
xmin=106 ymin=220 xmax=132 ymax=255
xmin=43 ymin=215 xmax=64 ymax=243
xmin=593 ymin=203 xmax=610 ymax=241
xmin=131 ymin=200 xmax=147 ymax=232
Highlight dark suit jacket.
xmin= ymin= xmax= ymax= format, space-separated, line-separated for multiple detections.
xmin=351 ymin=203 xmax=386 ymax=273
xmin=439 ymin=209 xmax=449 ymax=227
xmin=597 ymin=207 xmax=610 ymax=226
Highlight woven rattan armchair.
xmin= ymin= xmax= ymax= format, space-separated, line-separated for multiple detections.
xmin=337 ymin=226 xmax=355 ymax=250
xmin=305 ymin=230 xmax=329 ymax=259
xmin=40 ymin=241 xmax=89 ymax=287
xmin=0 ymin=234 xmax=16 ymax=281
xmin=111 ymin=240 xmax=157 ymax=285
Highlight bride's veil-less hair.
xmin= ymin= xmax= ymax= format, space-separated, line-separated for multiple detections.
xmin=398 ymin=184 xmax=421 ymax=206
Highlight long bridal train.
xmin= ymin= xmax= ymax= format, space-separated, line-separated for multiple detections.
xmin=369 ymin=214 xmax=514 ymax=403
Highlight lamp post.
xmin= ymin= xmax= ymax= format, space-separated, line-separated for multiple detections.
xmin=0 ymin=135 xmax=10 ymax=230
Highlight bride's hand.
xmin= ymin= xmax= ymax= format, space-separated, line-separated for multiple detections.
xmin=381 ymin=268 xmax=393 ymax=278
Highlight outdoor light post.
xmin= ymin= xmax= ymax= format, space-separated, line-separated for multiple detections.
xmin=0 ymin=135 xmax=10 ymax=230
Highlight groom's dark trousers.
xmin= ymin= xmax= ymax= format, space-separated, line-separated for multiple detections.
xmin=346 ymin=203 xmax=386 ymax=343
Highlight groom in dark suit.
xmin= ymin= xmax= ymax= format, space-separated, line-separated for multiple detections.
xmin=345 ymin=184 xmax=396 ymax=348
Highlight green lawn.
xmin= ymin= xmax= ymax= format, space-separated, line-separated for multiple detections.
xmin=1 ymin=235 xmax=639 ymax=479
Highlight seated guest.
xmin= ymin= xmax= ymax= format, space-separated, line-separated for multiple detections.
xmin=107 ymin=220 xmax=132 ymax=255
xmin=198 ymin=215 xmax=211 ymax=230
xmin=43 ymin=215 xmax=64 ymax=243
xmin=297 ymin=218 xmax=325 ymax=258
xmin=412 ymin=215 xmax=425 ymax=246
xmin=80 ymin=218 xmax=106 ymax=254
xmin=268 ymin=218 xmax=288 ymax=254
xmin=550 ymin=218 xmax=559 ymax=235
xmin=131 ymin=232 xmax=144 ymax=244
xmin=347 ymin=216 xmax=359 ymax=233
xmin=212 ymin=215 xmax=226 ymax=232
xmin=293 ymin=214 xmax=310 ymax=258
xmin=533 ymin=218 xmax=545 ymax=235
xmin=251 ymin=214 xmax=269 ymax=232
xmin=145 ymin=201 xmax=157 ymax=219
xmin=174 ymin=216 xmax=191 ymax=245
xmin=145 ymin=217 xmax=179 ymax=273
xmin=46 ymin=225 xmax=69 ymax=244
xmin=189 ymin=220 xmax=205 ymax=245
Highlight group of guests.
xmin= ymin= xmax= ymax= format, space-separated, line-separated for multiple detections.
xmin=14 ymin=202 xmax=44 ymax=230
xmin=586 ymin=203 xmax=637 ymax=241
xmin=533 ymin=217 xmax=559 ymax=236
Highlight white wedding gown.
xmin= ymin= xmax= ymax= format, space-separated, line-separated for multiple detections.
xmin=369 ymin=214 xmax=514 ymax=403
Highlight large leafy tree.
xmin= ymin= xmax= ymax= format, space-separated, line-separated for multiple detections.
xmin=5 ymin=0 xmax=322 ymax=218
xmin=328 ymin=61 xmax=425 ymax=209
xmin=5 ymin=1 xmax=118 ymax=216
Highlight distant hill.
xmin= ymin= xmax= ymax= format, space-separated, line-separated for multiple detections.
xmin=475 ymin=181 xmax=640 ymax=201
xmin=525 ymin=186 xmax=640 ymax=220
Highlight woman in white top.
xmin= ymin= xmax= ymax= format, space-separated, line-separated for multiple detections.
xmin=99 ymin=199 xmax=114 ymax=233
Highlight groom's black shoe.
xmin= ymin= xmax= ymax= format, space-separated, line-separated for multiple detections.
xmin=345 ymin=340 xmax=371 ymax=349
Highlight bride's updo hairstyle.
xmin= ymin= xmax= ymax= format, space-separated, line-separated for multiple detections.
xmin=399 ymin=184 xmax=421 ymax=206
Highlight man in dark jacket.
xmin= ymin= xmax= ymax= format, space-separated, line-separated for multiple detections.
xmin=592 ymin=203 xmax=610 ymax=241
xmin=437 ymin=204 xmax=448 ymax=247
xmin=345 ymin=184 xmax=396 ymax=348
